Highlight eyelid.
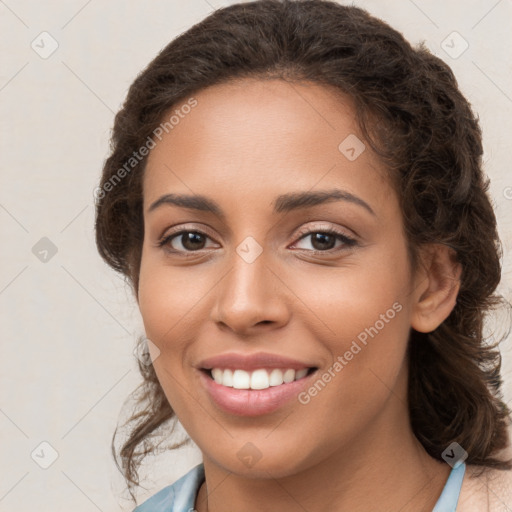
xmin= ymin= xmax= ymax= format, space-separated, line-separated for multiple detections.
xmin=158 ymin=223 xmax=217 ymax=242
xmin=293 ymin=222 xmax=356 ymax=241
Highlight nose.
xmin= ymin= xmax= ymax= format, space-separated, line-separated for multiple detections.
xmin=210 ymin=249 xmax=290 ymax=336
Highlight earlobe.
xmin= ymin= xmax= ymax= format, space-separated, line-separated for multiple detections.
xmin=410 ymin=244 xmax=462 ymax=333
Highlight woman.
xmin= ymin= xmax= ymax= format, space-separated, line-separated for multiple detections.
xmin=94 ymin=1 xmax=512 ymax=510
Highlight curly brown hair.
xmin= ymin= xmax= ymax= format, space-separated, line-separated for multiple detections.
xmin=94 ymin=0 xmax=512 ymax=502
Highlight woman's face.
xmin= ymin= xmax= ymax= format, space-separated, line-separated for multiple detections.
xmin=138 ymin=78 xmax=423 ymax=476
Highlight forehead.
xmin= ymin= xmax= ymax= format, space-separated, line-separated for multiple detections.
xmin=150 ymin=78 xmax=360 ymax=153
xmin=143 ymin=78 xmax=393 ymax=216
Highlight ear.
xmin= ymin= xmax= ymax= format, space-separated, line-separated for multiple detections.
xmin=410 ymin=243 xmax=462 ymax=333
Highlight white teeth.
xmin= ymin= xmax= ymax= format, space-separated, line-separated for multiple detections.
xmin=210 ymin=367 xmax=311 ymax=390
xmin=295 ymin=368 xmax=308 ymax=380
xmin=223 ymin=368 xmax=233 ymax=387
xmin=283 ymin=369 xmax=295 ymax=383
xmin=250 ymin=369 xmax=269 ymax=390
xmin=269 ymin=368 xmax=284 ymax=386
xmin=212 ymin=368 xmax=223 ymax=385
xmin=232 ymin=369 xmax=250 ymax=389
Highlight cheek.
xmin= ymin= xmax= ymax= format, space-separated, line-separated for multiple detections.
xmin=290 ymin=246 xmax=410 ymax=342
xmin=295 ymin=242 xmax=412 ymax=396
xmin=137 ymin=250 xmax=209 ymax=343
xmin=137 ymin=254 xmax=198 ymax=412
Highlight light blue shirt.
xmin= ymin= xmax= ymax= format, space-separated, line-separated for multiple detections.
xmin=133 ymin=461 xmax=466 ymax=512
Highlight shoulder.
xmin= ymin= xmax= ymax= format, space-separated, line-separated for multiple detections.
xmin=133 ymin=463 xmax=205 ymax=512
xmin=457 ymin=464 xmax=512 ymax=511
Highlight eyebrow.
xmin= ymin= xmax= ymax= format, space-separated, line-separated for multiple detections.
xmin=147 ymin=189 xmax=376 ymax=218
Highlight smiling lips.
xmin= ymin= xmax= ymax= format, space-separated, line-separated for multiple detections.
xmin=197 ymin=351 xmax=318 ymax=415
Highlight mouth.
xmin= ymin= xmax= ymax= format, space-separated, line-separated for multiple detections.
xmin=196 ymin=351 xmax=320 ymax=416
xmin=198 ymin=365 xmax=319 ymax=416
xmin=201 ymin=367 xmax=318 ymax=390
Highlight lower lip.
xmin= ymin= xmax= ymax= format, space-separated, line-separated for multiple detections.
xmin=198 ymin=370 xmax=316 ymax=416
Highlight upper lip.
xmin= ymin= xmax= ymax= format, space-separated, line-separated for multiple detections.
xmin=197 ymin=352 xmax=317 ymax=372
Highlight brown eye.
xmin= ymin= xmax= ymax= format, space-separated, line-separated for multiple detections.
xmin=309 ymin=232 xmax=337 ymax=251
xmin=178 ymin=232 xmax=207 ymax=251
xmin=159 ymin=230 xmax=215 ymax=253
xmin=292 ymin=229 xmax=358 ymax=253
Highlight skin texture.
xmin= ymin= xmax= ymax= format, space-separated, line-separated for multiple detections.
xmin=138 ymin=79 xmax=462 ymax=512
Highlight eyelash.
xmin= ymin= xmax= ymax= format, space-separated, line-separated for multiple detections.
xmin=157 ymin=226 xmax=358 ymax=257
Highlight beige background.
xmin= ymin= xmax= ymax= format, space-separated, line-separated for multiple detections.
xmin=0 ymin=0 xmax=511 ymax=510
